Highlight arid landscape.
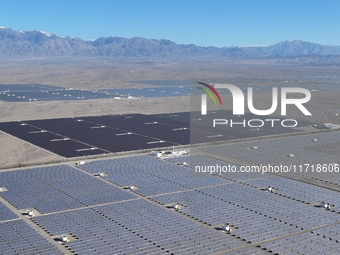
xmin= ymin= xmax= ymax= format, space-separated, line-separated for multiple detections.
xmin=1 ymin=59 xmax=340 ymax=169
xmin=3 ymin=2 xmax=340 ymax=253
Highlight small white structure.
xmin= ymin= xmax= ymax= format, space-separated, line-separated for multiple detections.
xmin=27 ymin=210 xmax=34 ymax=217
xmin=171 ymin=150 xmax=189 ymax=156
xmin=320 ymin=202 xmax=331 ymax=210
xmin=221 ymin=224 xmax=232 ymax=233
xmin=129 ymin=185 xmax=137 ymax=191
xmin=60 ymin=235 xmax=68 ymax=243
xmin=151 ymin=151 xmax=163 ymax=157
xmin=266 ymin=186 xmax=274 ymax=193
xmin=323 ymin=123 xmax=340 ymax=129
xmin=182 ymin=162 xmax=188 ymax=166
xmin=76 ymin=161 xmax=85 ymax=165
xmin=172 ymin=204 xmax=181 ymax=210
xmin=99 ymin=172 xmax=105 ymax=177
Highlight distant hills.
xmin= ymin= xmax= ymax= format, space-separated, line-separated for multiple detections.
xmin=1 ymin=27 xmax=340 ymax=58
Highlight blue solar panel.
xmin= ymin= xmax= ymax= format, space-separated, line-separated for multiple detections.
xmin=224 ymin=247 xmax=267 ymax=255
xmin=151 ymin=182 xmax=340 ymax=244
xmin=33 ymin=199 xmax=244 ymax=254
xmin=0 ymin=220 xmax=63 ymax=255
xmin=0 ymin=201 xmax=17 ymax=221
xmin=2 ymin=152 xmax=340 ymax=254
xmin=78 ymin=155 xmax=228 ymax=196
xmin=241 ymin=177 xmax=340 ymax=210
xmin=165 ymin=154 xmax=271 ymax=181
xmin=258 ymin=230 xmax=340 ymax=254
xmin=0 ymin=165 xmax=136 ymax=213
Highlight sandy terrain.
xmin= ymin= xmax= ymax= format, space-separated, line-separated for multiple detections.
xmin=0 ymin=97 xmax=189 ymax=122
xmin=0 ymin=132 xmax=61 ymax=169
xmin=1 ymin=58 xmax=340 ymax=89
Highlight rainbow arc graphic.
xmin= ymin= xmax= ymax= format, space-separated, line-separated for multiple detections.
xmin=196 ymin=82 xmax=223 ymax=115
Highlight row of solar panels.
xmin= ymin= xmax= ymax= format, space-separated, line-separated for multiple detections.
xmin=1 ymin=153 xmax=340 ymax=254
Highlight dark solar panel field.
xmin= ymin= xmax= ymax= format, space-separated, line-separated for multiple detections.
xmin=0 ymin=114 xmax=191 ymax=158
xmin=156 ymin=110 xmax=313 ymax=143
xmin=0 ymin=110 xmax=313 ymax=158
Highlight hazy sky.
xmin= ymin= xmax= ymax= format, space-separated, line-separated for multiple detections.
xmin=1 ymin=0 xmax=339 ymax=47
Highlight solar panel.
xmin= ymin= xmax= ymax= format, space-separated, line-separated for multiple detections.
xmin=0 ymin=201 xmax=18 ymax=221
xmin=0 ymin=165 xmax=136 ymax=213
xmin=78 ymin=155 xmax=228 ymax=196
xmin=33 ymin=199 xmax=244 ymax=254
xmin=0 ymin=220 xmax=63 ymax=255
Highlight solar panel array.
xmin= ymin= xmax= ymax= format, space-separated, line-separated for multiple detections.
xmin=0 ymin=114 xmax=191 ymax=157
xmin=127 ymin=79 xmax=190 ymax=87
xmin=0 ymin=220 xmax=63 ymax=255
xmin=200 ymin=131 xmax=340 ymax=185
xmin=202 ymin=131 xmax=340 ymax=164
xmin=0 ymin=109 xmax=315 ymax=158
xmin=0 ymin=201 xmax=18 ymax=221
xmin=225 ymin=247 xmax=267 ymax=255
xmin=189 ymin=110 xmax=310 ymax=143
xmin=0 ymin=165 xmax=135 ymax=213
xmin=258 ymin=230 xmax=340 ymax=254
xmin=164 ymin=154 xmax=271 ymax=181
xmin=0 ymin=84 xmax=115 ymax=102
xmin=33 ymin=200 xmax=244 ymax=255
xmin=242 ymin=176 xmax=340 ymax=210
xmin=1 ymin=152 xmax=340 ymax=254
xmin=151 ymin=183 xmax=340 ymax=243
xmin=78 ymin=155 xmax=228 ymax=196
xmin=98 ymin=86 xmax=191 ymax=98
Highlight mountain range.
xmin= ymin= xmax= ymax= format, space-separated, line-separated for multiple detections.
xmin=1 ymin=27 xmax=340 ymax=58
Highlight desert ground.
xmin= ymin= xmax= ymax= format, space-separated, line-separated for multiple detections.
xmin=1 ymin=58 xmax=340 ymax=169
xmin=1 ymin=58 xmax=340 ymax=89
